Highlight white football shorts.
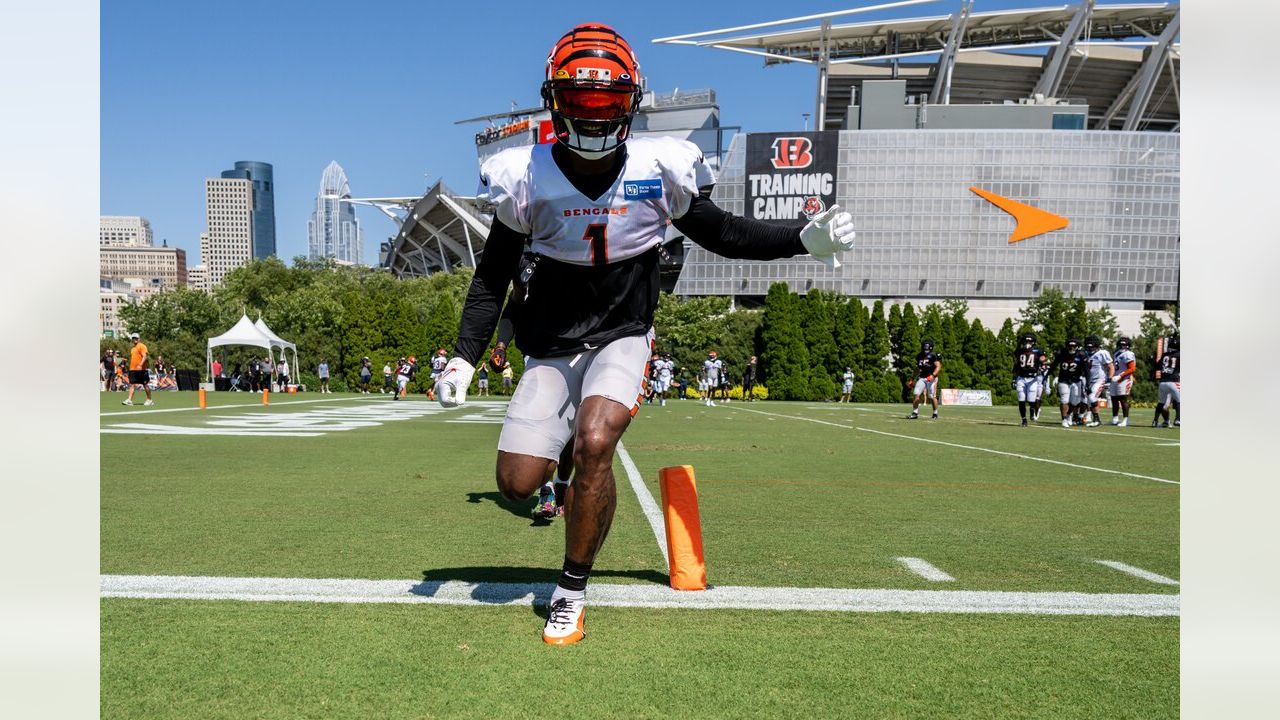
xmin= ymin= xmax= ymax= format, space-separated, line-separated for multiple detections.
xmin=912 ymin=377 xmax=938 ymax=399
xmin=498 ymin=331 xmax=653 ymax=460
xmin=1057 ymin=381 xmax=1082 ymax=406
xmin=1157 ymin=381 xmax=1181 ymax=407
xmin=1086 ymin=376 xmax=1108 ymax=404
xmin=1109 ymin=376 xmax=1134 ymax=397
xmin=1015 ymin=375 xmax=1042 ymax=402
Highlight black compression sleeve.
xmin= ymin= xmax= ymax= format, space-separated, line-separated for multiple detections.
xmin=671 ymin=193 xmax=807 ymax=260
xmin=453 ymin=220 xmax=525 ymax=366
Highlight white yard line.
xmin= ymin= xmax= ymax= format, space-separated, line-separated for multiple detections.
xmin=1094 ymin=560 xmax=1180 ymax=586
xmin=896 ymin=557 xmax=956 ymax=582
xmin=615 ymin=440 xmax=670 ymax=566
xmin=99 ymin=574 xmax=1177 ymax=616
xmin=727 ymin=406 xmax=1179 ymax=486
xmin=100 ymin=395 xmax=372 ymax=417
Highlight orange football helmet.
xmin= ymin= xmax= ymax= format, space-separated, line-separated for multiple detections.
xmin=541 ymin=23 xmax=643 ymax=159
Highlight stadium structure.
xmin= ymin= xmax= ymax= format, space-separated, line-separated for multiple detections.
xmin=376 ymin=1 xmax=1179 ymax=334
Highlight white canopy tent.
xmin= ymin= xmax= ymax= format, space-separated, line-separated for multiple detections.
xmin=253 ymin=317 xmax=299 ymax=378
xmin=206 ymin=314 xmax=300 ymax=384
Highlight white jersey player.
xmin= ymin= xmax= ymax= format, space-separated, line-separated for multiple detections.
xmin=1083 ymin=335 xmax=1114 ymax=427
xmin=703 ymin=351 xmax=723 ymax=406
xmin=430 ymin=349 xmax=448 ymax=380
xmin=653 ymin=354 xmax=674 ymax=406
xmin=1108 ymin=337 xmax=1137 ymax=426
xmin=434 ymin=22 xmax=856 ymax=647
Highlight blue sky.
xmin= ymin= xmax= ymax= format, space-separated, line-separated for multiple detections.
xmin=102 ymin=0 xmax=1036 ymax=264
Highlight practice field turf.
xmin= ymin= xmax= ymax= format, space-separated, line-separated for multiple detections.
xmin=101 ymin=392 xmax=1179 ymax=718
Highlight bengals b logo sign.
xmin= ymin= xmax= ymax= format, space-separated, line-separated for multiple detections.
xmin=771 ymin=137 xmax=814 ymax=169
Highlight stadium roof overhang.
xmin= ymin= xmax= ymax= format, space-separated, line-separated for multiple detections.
xmin=379 ymin=181 xmax=492 ymax=278
xmin=654 ymin=1 xmax=1179 ymax=131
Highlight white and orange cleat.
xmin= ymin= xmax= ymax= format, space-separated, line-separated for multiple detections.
xmin=542 ymin=595 xmax=586 ymax=645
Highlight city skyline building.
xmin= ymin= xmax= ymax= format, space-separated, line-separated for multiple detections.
xmin=100 ymin=215 xmax=153 ymax=247
xmin=308 ymin=161 xmax=363 ymax=264
xmin=219 ymin=161 xmax=276 ymax=259
xmin=100 ymin=278 xmax=140 ymax=337
xmin=200 ymin=176 xmax=254 ymax=288
xmin=99 ymin=243 xmax=188 ymax=296
xmin=187 ymin=264 xmax=208 ymax=293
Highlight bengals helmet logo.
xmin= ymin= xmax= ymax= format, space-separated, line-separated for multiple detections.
xmin=803 ymin=196 xmax=825 ymax=217
xmin=771 ymin=137 xmax=814 ymax=169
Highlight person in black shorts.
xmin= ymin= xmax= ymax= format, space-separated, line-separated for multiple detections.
xmin=742 ymin=356 xmax=758 ymax=402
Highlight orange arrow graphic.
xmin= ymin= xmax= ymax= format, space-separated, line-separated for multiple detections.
xmin=969 ymin=186 xmax=1069 ymax=243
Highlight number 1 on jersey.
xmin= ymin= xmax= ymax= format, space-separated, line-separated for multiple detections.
xmin=583 ymin=223 xmax=608 ymax=266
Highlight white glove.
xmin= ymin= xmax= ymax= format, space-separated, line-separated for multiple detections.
xmin=436 ymin=357 xmax=475 ymax=409
xmin=1110 ymin=375 xmax=1121 ymax=383
xmin=800 ymin=204 xmax=856 ymax=268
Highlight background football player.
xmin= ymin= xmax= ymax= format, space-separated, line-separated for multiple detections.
xmin=1013 ymin=332 xmax=1048 ymax=427
xmin=1108 ymin=337 xmax=1137 ymax=427
xmin=703 ymin=351 xmax=723 ymax=407
xmin=435 ymin=23 xmax=855 ymax=646
xmin=1154 ymin=335 xmax=1181 ymax=427
xmin=1082 ymin=335 xmax=1114 ymax=427
xmin=907 ymin=339 xmax=942 ymax=419
xmin=1052 ymin=338 xmax=1086 ymax=428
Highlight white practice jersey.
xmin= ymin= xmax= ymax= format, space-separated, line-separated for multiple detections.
xmin=657 ymin=359 xmax=673 ymax=381
xmin=1113 ymin=349 xmax=1136 ymax=373
xmin=704 ymin=358 xmax=723 ymax=382
xmin=478 ymin=137 xmax=715 ymax=267
xmin=1087 ymin=349 xmax=1114 ymax=381
xmin=431 ymin=355 xmax=447 ymax=374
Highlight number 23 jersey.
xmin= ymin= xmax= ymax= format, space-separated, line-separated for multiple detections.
xmin=479 ymin=136 xmax=714 ymax=267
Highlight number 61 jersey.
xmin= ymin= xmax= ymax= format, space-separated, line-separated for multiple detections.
xmin=478 ymin=136 xmax=714 ymax=267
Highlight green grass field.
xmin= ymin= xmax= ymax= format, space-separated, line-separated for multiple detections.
xmin=101 ymin=391 xmax=1179 ymax=718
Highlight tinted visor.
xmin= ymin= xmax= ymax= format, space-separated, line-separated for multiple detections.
xmin=554 ymin=86 xmax=633 ymax=121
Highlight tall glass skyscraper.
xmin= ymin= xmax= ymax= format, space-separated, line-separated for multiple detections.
xmin=308 ymin=161 xmax=362 ymax=264
xmin=220 ymin=161 xmax=276 ymax=259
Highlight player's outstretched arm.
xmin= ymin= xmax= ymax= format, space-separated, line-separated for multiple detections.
xmin=440 ymin=220 xmax=524 ymax=408
xmin=671 ymin=193 xmax=855 ymax=266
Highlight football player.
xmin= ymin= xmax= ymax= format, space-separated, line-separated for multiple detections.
xmin=1154 ymin=335 xmax=1180 ymax=427
xmin=1052 ymin=338 xmax=1086 ymax=428
xmin=1082 ymin=335 xmax=1114 ymax=427
xmin=907 ymin=340 xmax=942 ymax=419
xmin=840 ymin=366 xmax=855 ymax=403
xmin=655 ymin=352 xmax=674 ymax=407
xmin=393 ymin=357 xmax=411 ymax=400
xmin=1108 ymin=337 xmax=1137 ymax=427
xmin=1013 ymin=332 xmax=1048 ymax=426
xmin=434 ymin=23 xmax=855 ymax=646
xmin=703 ymin=351 xmax=723 ymax=407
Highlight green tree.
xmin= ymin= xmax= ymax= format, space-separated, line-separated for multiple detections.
xmin=1084 ymin=304 xmax=1120 ymax=346
xmin=760 ymin=283 xmax=810 ymax=400
xmin=858 ymin=300 xmax=895 ymax=402
xmin=800 ymin=289 xmax=840 ymax=399
xmin=992 ymin=318 xmax=1018 ymax=404
xmin=895 ymin=303 xmax=922 ymax=401
xmin=833 ymin=298 xmax=865 ymax=379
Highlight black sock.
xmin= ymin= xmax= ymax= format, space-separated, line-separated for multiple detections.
xmin=558 ymin=557 xmax=592 ymax=592
xmin=1019 ymin=401 xmax=1027 ymax=419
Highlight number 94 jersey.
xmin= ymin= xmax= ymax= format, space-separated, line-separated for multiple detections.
xmin=478 ymin=137 xmax=715 ymax=266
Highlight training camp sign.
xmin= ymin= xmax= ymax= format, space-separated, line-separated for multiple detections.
xmin=746 ymin=131 xmax=838 ymax=223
